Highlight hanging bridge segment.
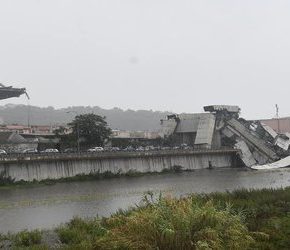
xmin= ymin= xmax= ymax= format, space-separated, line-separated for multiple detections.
xmin=0 ymin=83 xmax=28 ymax=100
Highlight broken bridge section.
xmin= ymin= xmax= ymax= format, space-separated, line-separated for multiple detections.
xmin=194 ymin=113 xmax=216 ymax=149
xmin=226 ymin=118 xmax=278 ymax=162
xmin=0 ymin=83 xmax=28 ymax=100
xmin=208 ymin=106 xmax=280 ymax=167
xmin=160 ymin=105 xmax=290 ymax=168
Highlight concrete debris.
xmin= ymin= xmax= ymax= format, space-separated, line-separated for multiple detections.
xmin=221 ymin=127 xmax=235 ymax=138
xmin=194 ymin=114 xmax=216 ymax=149
xmin=161 ymin=104 xmax=290 ymax=168
xmin=260 ymin=123 xmax=278 ymax=139
xmin=234 ymin=140 xmax=257 ymax=167
xmin=226 ymin=118 xmax=278 ymax=162
xmin=275 ymin=134 xmax=290 ymax=151
xmin=160 ymin=118 xmax=177 ymax=137
xmin=252 ymin=150 xmax=269 ymax=165
xmin=252 ymin=155 xmax=290 ymax=170
xmin=204 ymin=105 xmax=241 ymax=114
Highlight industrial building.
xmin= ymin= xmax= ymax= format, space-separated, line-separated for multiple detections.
xmin=260 ymin=117 xmax=290 ymax=134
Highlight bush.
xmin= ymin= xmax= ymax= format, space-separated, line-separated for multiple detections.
xmin=0 ymin=171 xmax=15 ymax=185
xmin=14 ymin=230 xmax=42 ymax=247
xmin=94 ymin=196 xmax=254 ymax=249
xmin=8 ymin=187 xmax=290 ymax=249
xmin=56 ymin=217 xmax=106 ymax=247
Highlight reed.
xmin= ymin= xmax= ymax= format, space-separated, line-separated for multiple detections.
xmin=3 ymin=188 xmax=290 ymax=249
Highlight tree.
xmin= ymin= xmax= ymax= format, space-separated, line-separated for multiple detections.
xmin=53 ymin=126 xmax=66 ymax=136
xmin=53 ymin=126 xmax=75 ymax=150
xmin=68 ymin=113 xmax=111 ymax=148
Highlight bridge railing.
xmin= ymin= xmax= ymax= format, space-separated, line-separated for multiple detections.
xmin=0 ymin=147 xmax=239 ymax=163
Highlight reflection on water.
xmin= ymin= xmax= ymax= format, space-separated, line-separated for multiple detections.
xmin=1 ymin=167 xmax=290 ymax=233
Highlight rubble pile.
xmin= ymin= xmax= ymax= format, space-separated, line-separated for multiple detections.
xmin=161 ymin=105 xmax=290 ymax=167
xmin=213 ymin=106 xmax=281 ymax=167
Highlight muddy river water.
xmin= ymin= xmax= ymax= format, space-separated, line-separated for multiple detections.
xmin=1 ymin=167 xmax=290 ymax=233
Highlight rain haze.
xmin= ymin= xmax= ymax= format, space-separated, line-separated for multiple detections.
xmin=0 ymin=0 xmax=289 ymax=119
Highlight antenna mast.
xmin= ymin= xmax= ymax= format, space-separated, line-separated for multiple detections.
xmin=275 ymin=104 xmax=280 ymax=133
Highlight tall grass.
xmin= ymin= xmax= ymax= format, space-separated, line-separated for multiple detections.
xmin=3 ymin=188 xmax=290 ymax=249
xmin=94 ymin=194 xmax=254 ymax=249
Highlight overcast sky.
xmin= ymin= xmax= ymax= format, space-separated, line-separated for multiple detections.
xmin=0 ymin=0 xmax=290 ymax=119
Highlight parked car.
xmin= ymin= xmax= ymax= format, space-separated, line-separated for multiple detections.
xmin=41 ymin=148 xmax=59 ymax=153
xmin=103 ymin=146 xmax=120 ymax=152
xmin=22 ymin=148 xmax=38 ymax=154
xmin=0 ymin=149 xmax=7 ymax=155
xmin=123 ymin=146 xmax=134 ymax=151
xmin=111 ymin=147 xmax=120 ymax=152
xmin=136 ymin=146 xmax=144 ymax=151
xmin=88 ymin=147 xmax=104 ymax=152
xmin=63 ymin=148 xmax=77 ymax=153
xmin=145 ymin=146 xmax=155 ymax=151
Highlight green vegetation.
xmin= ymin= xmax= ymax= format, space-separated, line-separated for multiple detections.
xmin=14 ymin=230 xmax=42 ymax=247
xmin=0 ymin=171 xmax=15 ymax=185
xmin=54 ymin=113 xmax=112 ymax=150
xmin=2 ymin=188 xmax=290 ymax=249
xmin=0 ymin=230 xmax=45 ymax=250
xmin=68 ymin=113 xmax=111 ymax=148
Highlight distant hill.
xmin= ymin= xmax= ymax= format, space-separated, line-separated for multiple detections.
xmin=0 ymin=105 xmax=173 ymax=131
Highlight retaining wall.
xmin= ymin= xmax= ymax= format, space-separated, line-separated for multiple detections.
xmin=0 ymin=150 xmax=238 ymax=182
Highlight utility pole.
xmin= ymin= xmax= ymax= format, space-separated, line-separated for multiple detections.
xmin=27 ymin=101 xmax=31 ymax=128
xmin=275 ymin=104 xmax=280 ymax=134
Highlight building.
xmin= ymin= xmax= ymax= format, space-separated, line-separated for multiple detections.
xmin=112 ymin=130 xmax=160 ymax=139
xmin=111 ymin=130 xmax=160 ymax=147
xmin=260 ymin=117 xmax=290 ymax=134
xmin=0 ymin=124 xmax=62 ymax=135
xmin=0 ymin=131 xmax=38 ymax=153
xmin=0 ymin=125 xmax=31 ymax=134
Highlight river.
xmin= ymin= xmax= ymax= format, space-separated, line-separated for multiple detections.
xmin=1 ymin=167 xmax=290 ymax=233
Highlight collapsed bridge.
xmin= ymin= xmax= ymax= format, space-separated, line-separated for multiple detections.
xmin=0 ymin=83 xmax=28 ymax=100
xmin=160 ymin=105 xmax=288 ymax=167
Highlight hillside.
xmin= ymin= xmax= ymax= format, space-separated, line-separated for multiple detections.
xmin=0 ymin=105 xmax=173 ymax=131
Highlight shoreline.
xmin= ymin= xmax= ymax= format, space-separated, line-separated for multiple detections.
xmin=0 ymin=166 xmax=244 ymax=188
xmin=0 ymin=166 xmax=186 ymax=188
xmin=1 ymin=187 xmax=290 ymax=249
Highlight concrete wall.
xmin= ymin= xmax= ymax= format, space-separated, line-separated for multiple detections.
xmin=0 ymin=150 xmax=237 ymax=182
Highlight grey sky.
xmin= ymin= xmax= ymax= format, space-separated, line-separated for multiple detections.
xmin=0 ymin=0 xmax=289 ymax=119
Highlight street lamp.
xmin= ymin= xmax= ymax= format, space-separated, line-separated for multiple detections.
xmin=66 ymin=111 xmax=80 ymax=153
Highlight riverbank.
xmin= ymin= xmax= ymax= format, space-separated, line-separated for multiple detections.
xmin=1 ymin=187 xmax=290 ymax=249
xmin=1 ymin=168 xmax=290 ymax=234
xmin=0 ymin=165 xmax=188 ymax=188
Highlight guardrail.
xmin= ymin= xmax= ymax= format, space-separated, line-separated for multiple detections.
xmin=0 ymin=148 xmax=239 ymax=163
